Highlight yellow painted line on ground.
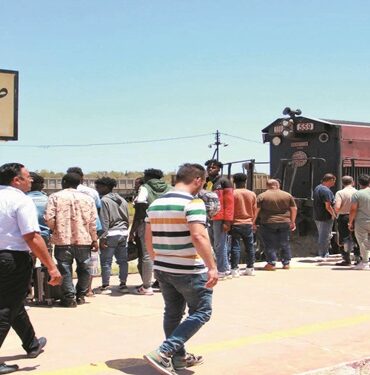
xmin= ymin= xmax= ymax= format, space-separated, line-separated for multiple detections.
xmin=37 ymin=313 xmax=370 ymax=374
xmin=193 ymin=313 xmax=370 ymax=353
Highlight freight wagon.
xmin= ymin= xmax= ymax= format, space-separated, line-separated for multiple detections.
xmin=43 ymin=177 xmax=136 ymax=199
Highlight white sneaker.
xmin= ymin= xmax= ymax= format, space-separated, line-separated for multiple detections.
xmin=218 ymin=272 xmax=227 ymax=281
xmin=243 ymin=268 xmax=255 ymax=276
xmin=135 ymin=286 xmax=154 ymax=296
xmin=354 ymin=262 xmax=370 ymax=270
xmin=225 ymin=270 xmax=233 ymax=279
xmin=96 ymin=285 xmax=111 ymax=295
xmin=231 ymin=269 xmax=240 ymax=278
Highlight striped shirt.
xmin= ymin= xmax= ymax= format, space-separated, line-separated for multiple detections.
xmin=146 ymin=190 xmax=207 ymax=274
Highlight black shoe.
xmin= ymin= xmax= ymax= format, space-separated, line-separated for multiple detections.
xmin=151 ymin=280 xmax=161 ymax=292
xmin=0 ymin=363 xmax=19 ymax=374
xmin=27 ymin=337 xmax=47 ymax=358
xmin=118 ymin=282 xmax=129 ymax=293
xmin=335 ymin=260 xmax=351 ymax=266
xmin=76 ymin=296 xmax=85 ymax=305
xmin=60 ymin=299 xmax=77 ymax=308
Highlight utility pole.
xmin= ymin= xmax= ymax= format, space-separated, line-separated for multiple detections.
xmin=208 ymin=130 xmax=228 ymax=161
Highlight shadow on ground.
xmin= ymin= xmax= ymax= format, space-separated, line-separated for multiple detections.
xmin=0 ymin=354 xmax=28 ymax=361
xmin=0 ymin=356 xmax=39 ymax=373
xmin=106 ymin=358 xmax=194 ymax=374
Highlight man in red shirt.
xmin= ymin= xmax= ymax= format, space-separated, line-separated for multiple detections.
xmin=230 ymin=173 xmax=257 ymax=277
xmin=205 ymin=160 xmax=234 ymax=280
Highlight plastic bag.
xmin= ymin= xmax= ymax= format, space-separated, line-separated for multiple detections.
xmin=89 ymin=252 xmax=100 ymax=276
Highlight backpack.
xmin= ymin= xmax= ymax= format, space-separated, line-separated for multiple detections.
xmin=198 ymin=189 xmax=220 ymax=219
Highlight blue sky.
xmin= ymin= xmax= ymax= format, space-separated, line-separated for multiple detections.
xmin=1 ymin=0 xmax=369 ymax=174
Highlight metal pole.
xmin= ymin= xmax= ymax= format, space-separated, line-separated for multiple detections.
xmin=215 ymin=130 xmax=220 ymax=161
xmin=247 ymin=159 xmax=255 ymax=191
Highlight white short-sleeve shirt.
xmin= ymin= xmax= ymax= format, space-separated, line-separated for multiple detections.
xmin=0 ymin=185 xmax=40 ymax=251
xmin=136 ymin=186 xmax=149 ymax=204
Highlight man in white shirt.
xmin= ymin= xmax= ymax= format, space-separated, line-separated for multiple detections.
xmin=0 ymin=163 xmax=62 ymax=374
xmin=129 ymin=169 xmax=172 ymax=295
xmin=334 ymin=176 xmax=358 ymax=266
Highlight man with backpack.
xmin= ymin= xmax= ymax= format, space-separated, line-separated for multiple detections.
xmin=94 ymin=177 xmax=130 ymax=293
xmin=129 ymin=169 xmax=172 ymax=295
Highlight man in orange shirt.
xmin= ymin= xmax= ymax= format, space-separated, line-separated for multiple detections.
xmin=230 ymin=173 xmax=257 ymax=277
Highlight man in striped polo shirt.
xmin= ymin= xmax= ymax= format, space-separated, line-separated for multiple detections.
xmin=143 ymin=163 xmax=218 ymax=375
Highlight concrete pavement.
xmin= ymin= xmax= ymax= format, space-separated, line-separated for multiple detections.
xmin=1 ymin=255 xmax=370 ymax=375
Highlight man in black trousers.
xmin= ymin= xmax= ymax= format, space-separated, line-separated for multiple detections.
xmin=0 ymin=163 xmax=62 ymax=374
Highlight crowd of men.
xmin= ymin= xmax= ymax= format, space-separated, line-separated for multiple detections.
xmin=1 ymin=160 xmax=370 ymax=375
xmin=313 ymin=173 xmax=370 ymax=270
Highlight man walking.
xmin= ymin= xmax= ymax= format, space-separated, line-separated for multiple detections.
xmin=349 ymin=174 xmax=370 ymax=270
xmin=45 ymin=173 xmax=98 ymax=307
xmin=230 ymin=173 xmax=257 ymax=277
xmin=143 ymin=163 xmax=218 ymax=375
xmin=313 ymin=174 xmax=336 ymax=259
xmin=334 ymin=176 xmax=357 ymax=266
xmin=205 ymin=159 xmax=234 ymax=279
xmin=254 ymin=179 xmax=297 ymax=270
xmin=94 ymin=177 xmax=130 ymax=293
xmin=0 ymin=163 xmax=62 ymax=374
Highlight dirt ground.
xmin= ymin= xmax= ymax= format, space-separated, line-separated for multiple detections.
xmin=1 ymin=255 xmax=370 ymax=375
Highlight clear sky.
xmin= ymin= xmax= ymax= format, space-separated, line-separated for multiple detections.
xmin=1 ymin=0 xmax=369 ymax=174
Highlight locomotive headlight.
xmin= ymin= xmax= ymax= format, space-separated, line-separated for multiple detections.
xmin=272 ymin=136 xmax=281 ymax=146
xmin=282 ymin=129 xmax=290 ymax=137
xmin=282 ymin=119 xmax=294 ymax=137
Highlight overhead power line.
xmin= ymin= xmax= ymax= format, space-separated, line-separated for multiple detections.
xmin=0 ymin=131 xmax=263 ymax=149
xmin=220 ymin=132 xmax=262 ymax=144
xmin=1 ymin=133 xmax=213 ymax=149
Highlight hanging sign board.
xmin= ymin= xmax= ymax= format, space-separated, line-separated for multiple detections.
xmin=0 ymin=69 xmax=18 ymax=140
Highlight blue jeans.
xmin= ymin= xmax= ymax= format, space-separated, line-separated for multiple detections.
xmin=208 ymin=220 xmax=230 ymax=273
xmin=154 ymin=270 xmax=213 ymax=357
xmin=314 ymin=219 xmax=333 ymax=257
xmin=230 ymin=224 xmax=255 ymax=269
xmin=260 ymin=223 xmax=292 ymax=265
xmin=54 ymin=245 xmax=91 ymax=300
xmin=100 ymin=235 xmax=128 ymax=286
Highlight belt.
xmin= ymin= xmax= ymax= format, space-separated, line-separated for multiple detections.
xmin=54 ymin=245 xmax=91 ymax=249
xmin=0 ymin=249 xmax=30 ymax=252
